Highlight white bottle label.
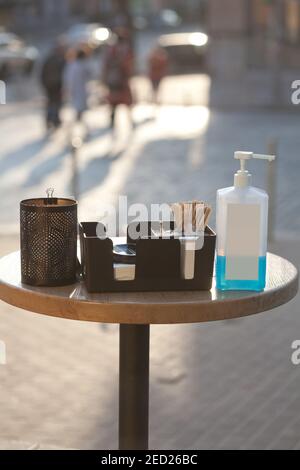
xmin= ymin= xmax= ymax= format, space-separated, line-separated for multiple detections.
xmin=225 ymin=204 xmax=261 ymax=280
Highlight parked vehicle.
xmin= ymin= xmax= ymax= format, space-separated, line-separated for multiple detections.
xmin=133 ymin=9 xmax=182 ymax=31
xmin=0 ymin=31 xmax=39 ymax=79
xmin=63 ymin=23 xmax=111 ymax=50
xmin=157 ymin=31 xmax=209 ymax=73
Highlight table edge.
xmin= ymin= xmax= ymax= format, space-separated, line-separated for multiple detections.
xmin=0 ymin=252 xmax=298 ymax=324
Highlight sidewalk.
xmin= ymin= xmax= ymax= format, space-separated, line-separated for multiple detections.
xmin=1 ymin=96 xmax=299 ymax=234
xmin=0 ymin=234 xmax=299 ymax=450
xmin=0 ymin=440 xmax=73 ymax=450
xmin=1 ymin=73 xmax=300 ymax=449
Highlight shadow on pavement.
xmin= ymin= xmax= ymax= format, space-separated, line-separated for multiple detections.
xmin=79 ymin=150 xmax=124 ymax=195
xmin=0 ymin=136 xmax=48 ymax=174
xmin=22 ymin=146 xmax=69 ymax=188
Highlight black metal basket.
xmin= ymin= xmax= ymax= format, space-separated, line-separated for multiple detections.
xmin=20 ymin=197 xmax=78 ymax=287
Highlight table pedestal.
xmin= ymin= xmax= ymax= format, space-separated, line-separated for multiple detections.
xmin=0 ymin=252 xmax=297 ymax=451
xmin=119 ymin=324 xmax=150 ymax=450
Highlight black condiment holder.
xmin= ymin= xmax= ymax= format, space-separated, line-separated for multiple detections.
xmin=79 ymin=221 xmax=216 ymax=293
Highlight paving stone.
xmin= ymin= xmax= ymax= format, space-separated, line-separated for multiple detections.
xmin=0 ymin=78 xmax=300 ymax=448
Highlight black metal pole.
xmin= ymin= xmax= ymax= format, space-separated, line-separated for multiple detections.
xmin=119 ymin=324 xmax=150 ymax=450
xmin=70 ymin=135 xmax=82 ymax=202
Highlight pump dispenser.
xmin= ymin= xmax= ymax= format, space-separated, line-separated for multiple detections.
xmin=216 ymin=151 xmax=276 ymax=291
xmin=234 ymin=152 xmax=275 ymax=188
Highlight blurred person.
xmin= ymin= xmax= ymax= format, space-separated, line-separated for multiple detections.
xmin=148 ymin=46 xmax=169 ymax=104
xmin=102 ymin=27 xmax=134 ymax=129
xmin=41 ymin=42 xmax=66 ymax=130
xmin=64 ymin=48 xmax=90 ymax=125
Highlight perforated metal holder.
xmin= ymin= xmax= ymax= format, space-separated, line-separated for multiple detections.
xmin=20 ymin=197 xmax=78 ymax=287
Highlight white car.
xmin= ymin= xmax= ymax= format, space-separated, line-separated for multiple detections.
xmin=64 ymin=23 xmax=111 ymax=49
xmin=0 ymin=32 xmax=39 ymax=79
xmin=158 ymin=32 xmax=209 ymax=73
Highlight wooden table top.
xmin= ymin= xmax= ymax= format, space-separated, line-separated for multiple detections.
xmin=0 ymin=251 xmax=298 ymax=325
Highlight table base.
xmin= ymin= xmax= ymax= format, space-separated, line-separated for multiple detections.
xmin=119 ymin=324 xmax=150 ymax=450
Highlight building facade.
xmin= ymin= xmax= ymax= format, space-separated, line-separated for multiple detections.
xmin=0 ymin=0 xmax=71 ymax=31
xmin=0 ymin=0 xmax=112 ymax=31
xmin=0 ymin=0 xmax=207 ymax=31
xmin=208 ymin=0 xmax=300 ymax=107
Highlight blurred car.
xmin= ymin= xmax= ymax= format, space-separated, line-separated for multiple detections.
xmin=154 ymin=9 xmax=182 ymax=29
xmin=0 ymin=32 xmax=39 ymax=79
xmin=134 ymin=9 xmax=182 ymax=31
xmin=158 ymin=32 xmax=209 ymax=73
xmin=64 ymin=23 xmax=111 ymax=49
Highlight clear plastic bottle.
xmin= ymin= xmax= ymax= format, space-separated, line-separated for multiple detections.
xmin=216 ymin=151 xmax=276 ymax=291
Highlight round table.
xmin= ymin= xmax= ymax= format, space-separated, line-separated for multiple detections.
xmin=0 ymin=251 xmax=298 ymax=450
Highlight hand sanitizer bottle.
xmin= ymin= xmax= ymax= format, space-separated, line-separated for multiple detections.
xmin=216 ymin=151 xmax=276 ymax=291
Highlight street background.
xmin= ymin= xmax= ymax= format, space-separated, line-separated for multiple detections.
xmin=0 ymin=0 xmax=300 ymax=450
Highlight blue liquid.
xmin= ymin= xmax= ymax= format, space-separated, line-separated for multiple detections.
xmin=216 ymin=256 xmax=266 ymax=291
